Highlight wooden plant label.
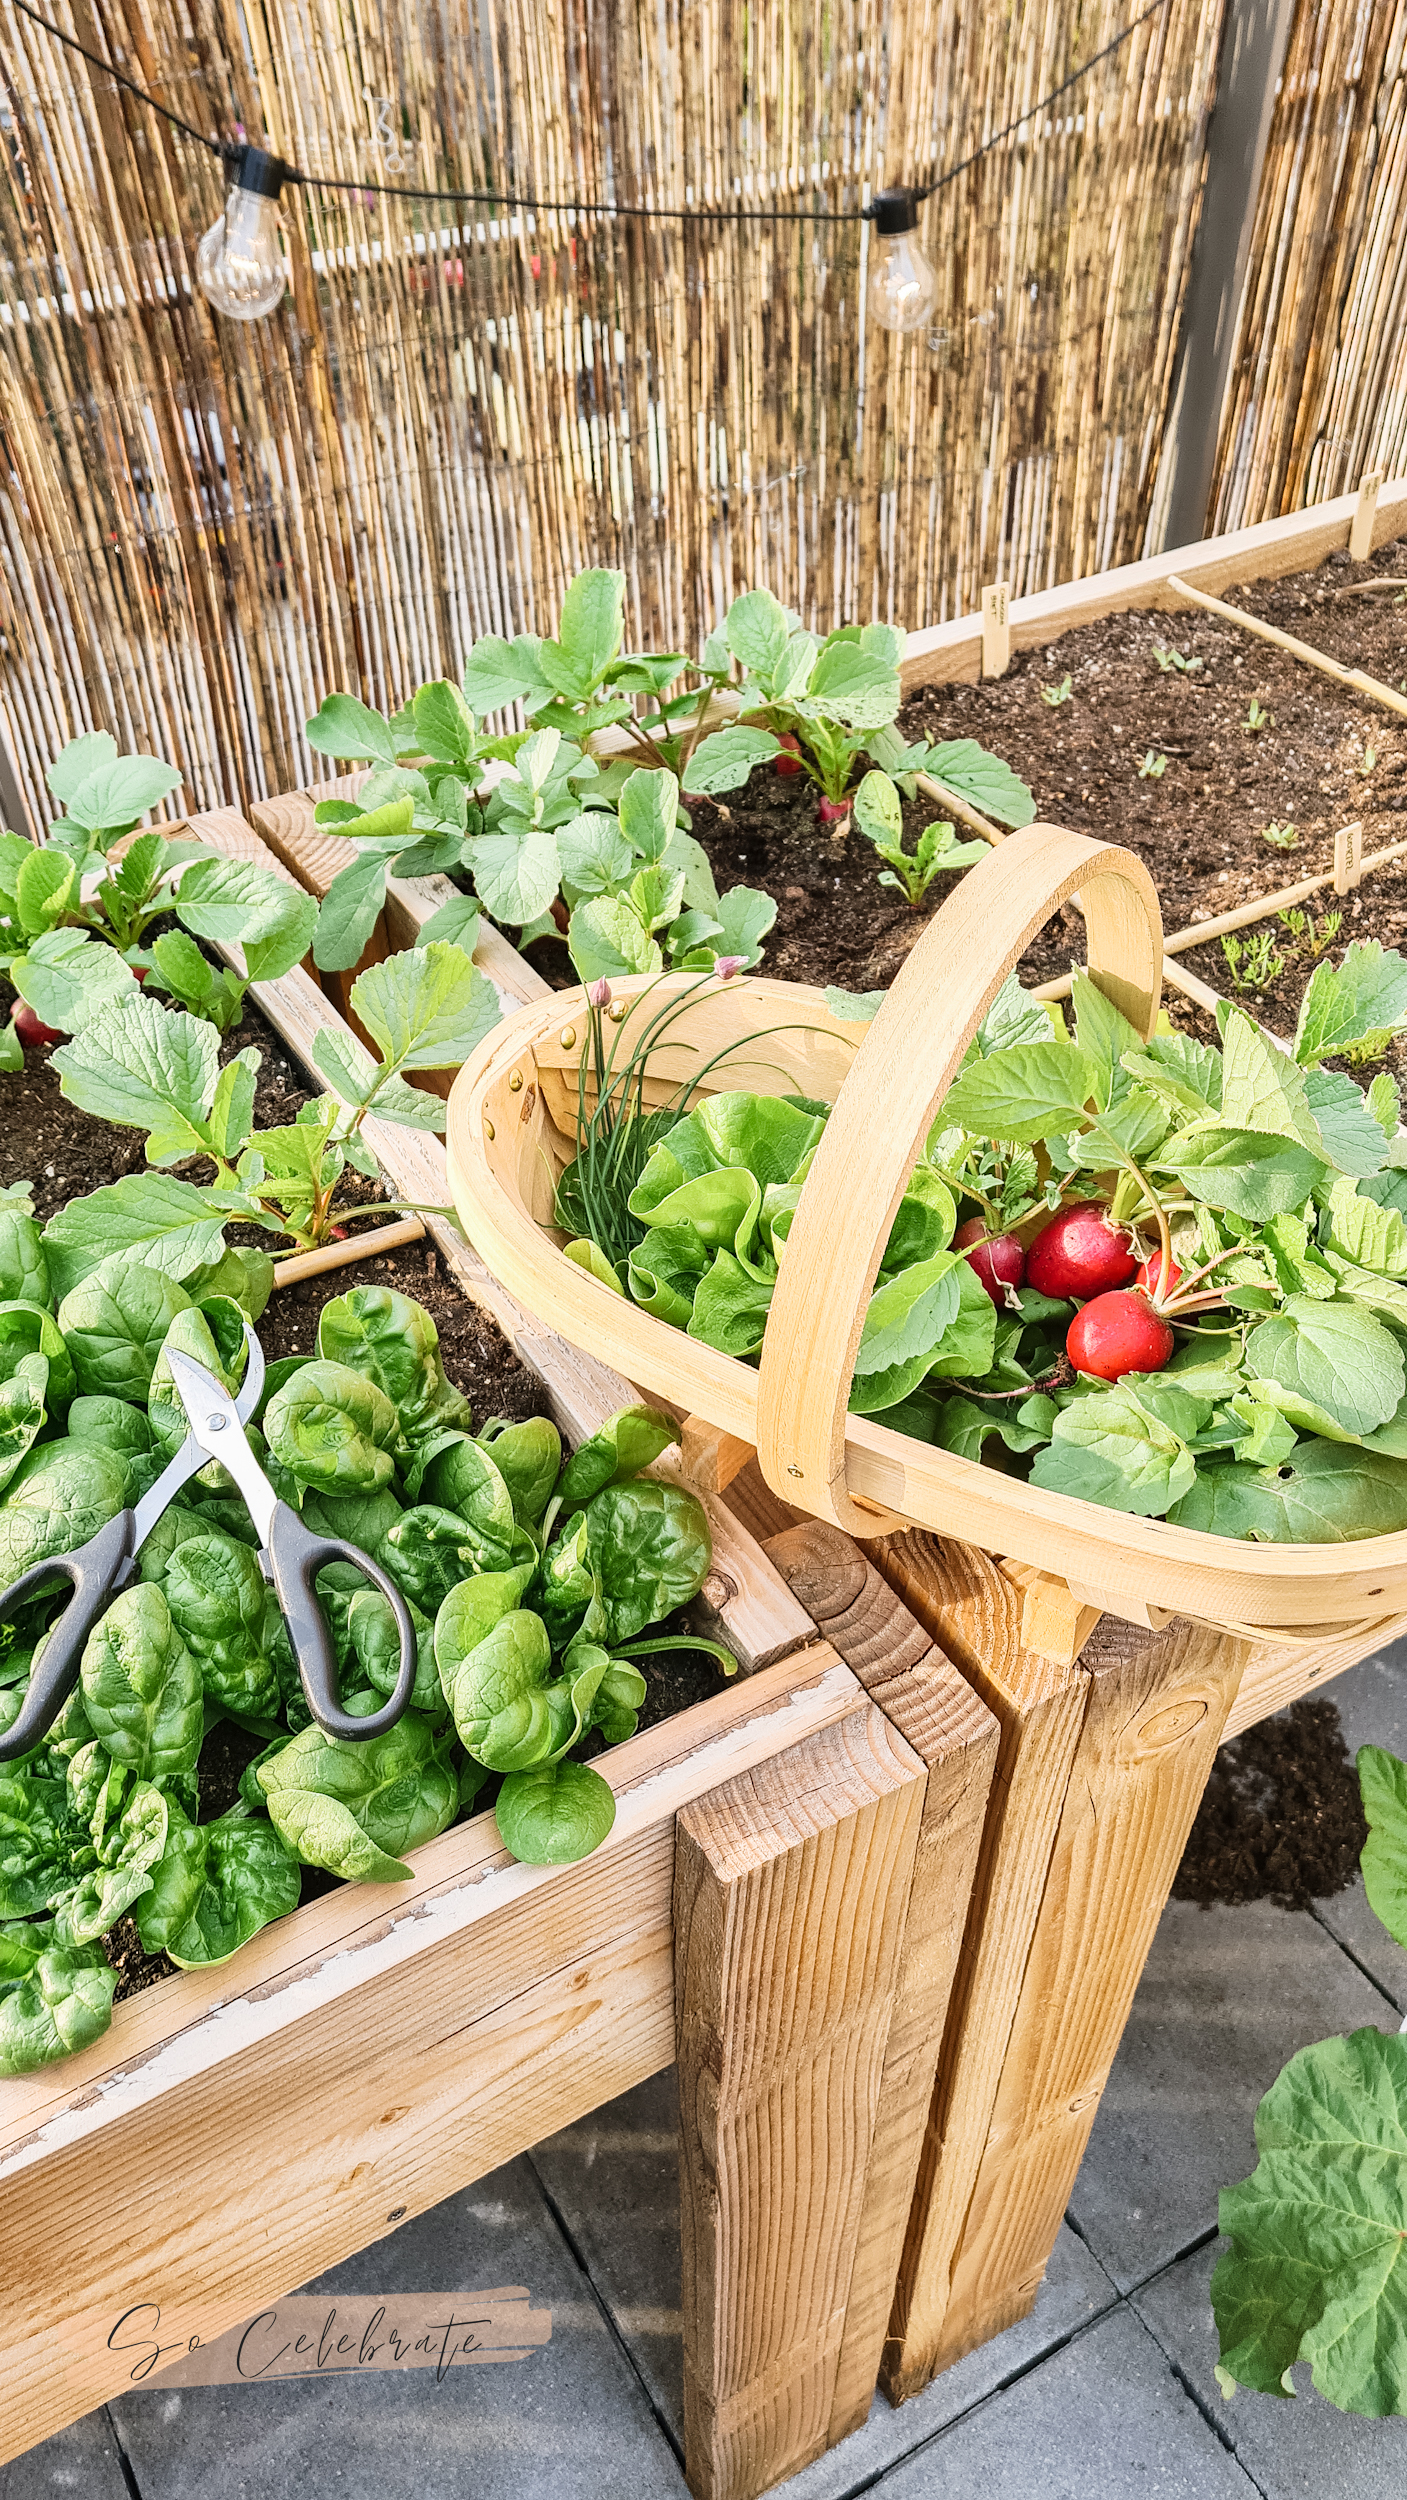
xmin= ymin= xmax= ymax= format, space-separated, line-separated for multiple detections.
xmin=119 ymin=2291 xmax=552 ymax=2388
xmin=981 ymin=581 xmax=1011 ymax=677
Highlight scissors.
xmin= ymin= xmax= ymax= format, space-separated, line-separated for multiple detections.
xmin=0 ymin=1320 xmax=417 ymax=1763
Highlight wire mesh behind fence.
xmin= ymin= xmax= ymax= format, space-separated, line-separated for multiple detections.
xmin=0 ymin=0 xmax=1222 ymax=824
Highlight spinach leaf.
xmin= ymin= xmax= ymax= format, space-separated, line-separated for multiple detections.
xmin=147 ymin=1296 xmax=248 ymax=1459
xmin=381 ymin=1500 xmax=512 ymax=1608
xmin=0 ymin=1931 xmax=116 ymax=2075
xmin=0 ymin=1355 xmax=49 ymax=1498
xmin=399 ymin=1440 xmax=518 ymax=1571
xmin=79 ymin=1583 xmax=203 ymax=1782
xmin=582 ymin=1482 xmax=711 ymax=1642
xmin=162 ymin=1531 xmax=280 ymax=1719
xmin=557 ymin=1406 xmax=681 ymax=1508
xmin=0 ymin=1302 xmax=74 ymax=1405
xmin=264 ymin=1359 xmax=402 ymax=1495
xmin=256 ymin=1714 xmax=458 ymax=1881
xmin=135 ymin=1801 xmax=300 ymax=1967
xmin=495 ymin=1759 xmax=616 ymax=1865
xmin=316 ymin=1286 xmax=471 ymax=1445
xmin=58 ymin=1265 xmax=192 ymax=1400
xmin=471 ymin=1418 xmax=562 ymax=1527
xmin=0 ymin=1441 xmax=129 ymax=1583
xmin=439 ymin=1609 xmax=559 ymax=1770
xmin=0 ymin=1773 xmax=73 ymax=1915
xmin=0 ymin=1208 xmax=50 ymax=1310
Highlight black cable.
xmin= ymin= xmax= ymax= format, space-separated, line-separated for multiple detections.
xmin=5 ymin=0 xmax=1172 ymax=224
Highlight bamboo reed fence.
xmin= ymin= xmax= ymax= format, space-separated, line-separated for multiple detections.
xmin=1210 ymin=0 xmax=1407 ymax=533
xmin=0 ymin=0 xmax=1222 ymax=827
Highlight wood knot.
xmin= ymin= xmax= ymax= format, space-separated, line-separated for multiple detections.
xmin=700 ymin=1571 xmax=736 ymax=1612
xmin=1136 ymin=1696 xmax=1209 ymax=1751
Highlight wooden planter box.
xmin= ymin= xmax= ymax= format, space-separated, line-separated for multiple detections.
xmin=14 ymin=474 xmax=1393 ymax=2492
xmin=0 ymin=805 xmax=1004 ymax=2500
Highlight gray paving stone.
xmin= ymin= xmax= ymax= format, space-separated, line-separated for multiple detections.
xmin=849 ymin=2305 xmax=1258 ymax=2499
xmin=531 ymin=2065 xmax=1118 ymax=2495
xmin=1069 ymin=1895 xmax=1396 ymax=2291
xmin=110 ymin=2152 xmax=687 ymax=2500
xmin=1135 ymin=2239 xmax=1407 ymax=2497
xmin=0 ymin=2411 xmax=131 ymax=2499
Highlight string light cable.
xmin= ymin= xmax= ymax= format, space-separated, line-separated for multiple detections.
xmin=6 ymin=0 xmax=1173 ymax=324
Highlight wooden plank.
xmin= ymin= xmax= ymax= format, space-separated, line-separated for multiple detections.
xmin=865 ymin=1534 xmax=1091 ymax=2406
xmin=911 ymin=1614 xmax=1249 ymax=2377
xmin=900 ymin=478 xmax=1407 ymax=693
xmin=762 ymin=1522 xmax=999 ymax=2444
xmin=675 ymin=1702 xmax=926 ymax=2500
xmin=0 ymin=1642 xmax=864 ymax=2466
xmin=1222 ymin=1616 xmax=1407 ymax=1741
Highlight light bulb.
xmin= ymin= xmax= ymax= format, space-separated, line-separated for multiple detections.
xmin=198 ymin=147 xmax=291 ymax=321
xmin=867 ymin=189 xmax=938 ymax=334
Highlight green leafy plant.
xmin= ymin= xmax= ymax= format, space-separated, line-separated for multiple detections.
xmin=0 ymin=735 xmax=318 ymax=1044
xmin=1137 ymin=750 xmax=1167 ymax=779
xmin=1261 ymin=821 xmax=1298 ymax=849
xmin=1243 ymin=698 xmax=1273 ymax=734
xmin=1041 ymin=675 xmax=1073 ymax=708
xmin=0 ymin=1282 xmax=731 ymax=2076
xmin=1212 ymin=1743 xmax=1407 ymax=2415
xmin=1220 ymin=929 xmax=1285 ymax=992
xmin=853 ymin=770 xmax=987 ymax=906
xmin=39 ymin=939 xmax=499 ymax=1276
xmin=1278 ymin=906 xmax=1340 ymax=960
xmin=304 ymin=572 xmax=774 ymax=978
xmin=1152 ymin=645 xmax=1203 ymax=674
xmin=550 ymin=943 xmax=1407 ymax=1545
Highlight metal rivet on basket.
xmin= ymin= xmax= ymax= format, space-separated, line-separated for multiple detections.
xmin=508 ymin=1070 xmax=523 ymax=1092
xmin=787 ymin=1464 xmax=803 ymax=1478
xmin=484 ymin=1117 xmax=495 ymax=1141
xmin=608 ymin=1001 xmax=628 ymax=1022
xmin=560 ymin=1024 xmax=577 ymax=1048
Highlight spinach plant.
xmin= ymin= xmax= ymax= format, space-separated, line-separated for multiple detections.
xmin=0 ymin=734 xmax=318 ymax=1051
xmin=1212 ymin=1742 xmax=1407 ymax=2415
xmin=0 ymin=1280 xmax=731 ymax=2076
xmin=37 ymin=938 xmax=500 ymax=1279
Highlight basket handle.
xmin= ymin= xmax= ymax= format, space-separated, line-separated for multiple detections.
xmin=755 ymin=824 xmax=1165 ymax=1535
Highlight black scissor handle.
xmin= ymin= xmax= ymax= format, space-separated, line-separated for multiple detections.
xmin=0 ymin=1511 xmax=138 ymax=1764
xmin=264 ymin=1504 xmax=418 ymax=1742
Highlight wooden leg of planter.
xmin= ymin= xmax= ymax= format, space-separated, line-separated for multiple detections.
xmin=761 ymin=1522 xmax=1000 ymax=2445
xmin=868 ymin=1533 xmax=1094 ymax=2401
xmin=675 ymin=1703 xmax=926 ymax=2500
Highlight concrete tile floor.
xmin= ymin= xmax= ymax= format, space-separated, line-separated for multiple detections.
xmin=8 ymin=1637 xmax=1407 ymax=2500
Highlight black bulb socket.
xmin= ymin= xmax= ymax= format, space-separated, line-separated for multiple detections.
xmin=869 ymin=188 xmax=921 ymax=236
xmin=227 ymin=144 xmax=296 ymax=201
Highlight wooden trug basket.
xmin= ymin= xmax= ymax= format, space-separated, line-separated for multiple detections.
xmin=447 ymin=822 xmax=1407 ymax=1636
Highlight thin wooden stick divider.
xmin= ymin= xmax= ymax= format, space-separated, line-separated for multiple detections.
xmin=270 ymin=1216 xmax=425 ymax=1287
xmin=1165 ymin=573 xmax=1407 ymax=719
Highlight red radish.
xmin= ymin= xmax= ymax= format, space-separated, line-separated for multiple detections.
xmin=1026 ymin=1202 xmax=1137 ymax=1299
xmin=955 ymin=1216 xmax=1025 ymax=1307
xmin=774 ymin=732 xmax=805 ymax=777
xmin=1067 ymin=1290 xmax=1174 ymax=1382
xmin=1135 ymin=1249 xmax=1182 ymax=1304
xmin=12 ymin=1001 xmax=62 ymax=1048
xmin=818 ymin=794 xmax=850 ymax=824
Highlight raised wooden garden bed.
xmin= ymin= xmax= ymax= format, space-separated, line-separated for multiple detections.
xmin=0 ymin=803 xmax=1004 ymax=2500
xmin=119 ymin=474 xmax=1407 ymax=2470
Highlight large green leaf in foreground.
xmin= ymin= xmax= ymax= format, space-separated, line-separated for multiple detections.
xmin=1213 ymin=2026 xmax=1407 ymax=2413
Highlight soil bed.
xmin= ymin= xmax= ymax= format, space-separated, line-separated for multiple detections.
xmin=556 ymin=536 xmax=1407 ymax=1076
xmin=1173 ymin=1697 xmax=1367 ymax=1913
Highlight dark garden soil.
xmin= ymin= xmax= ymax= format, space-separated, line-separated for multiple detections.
xmin=1173 ymin=1697 xmax=1368 ymax=1913
xmin=600 ymin=534 xmax=1407 ymax=1081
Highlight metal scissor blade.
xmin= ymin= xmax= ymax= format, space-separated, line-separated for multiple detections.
xmin=128 ymin=1322 xmax=270 ymax=1555
xmin=160 ymin=1346 xmax=279 ymax=1545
